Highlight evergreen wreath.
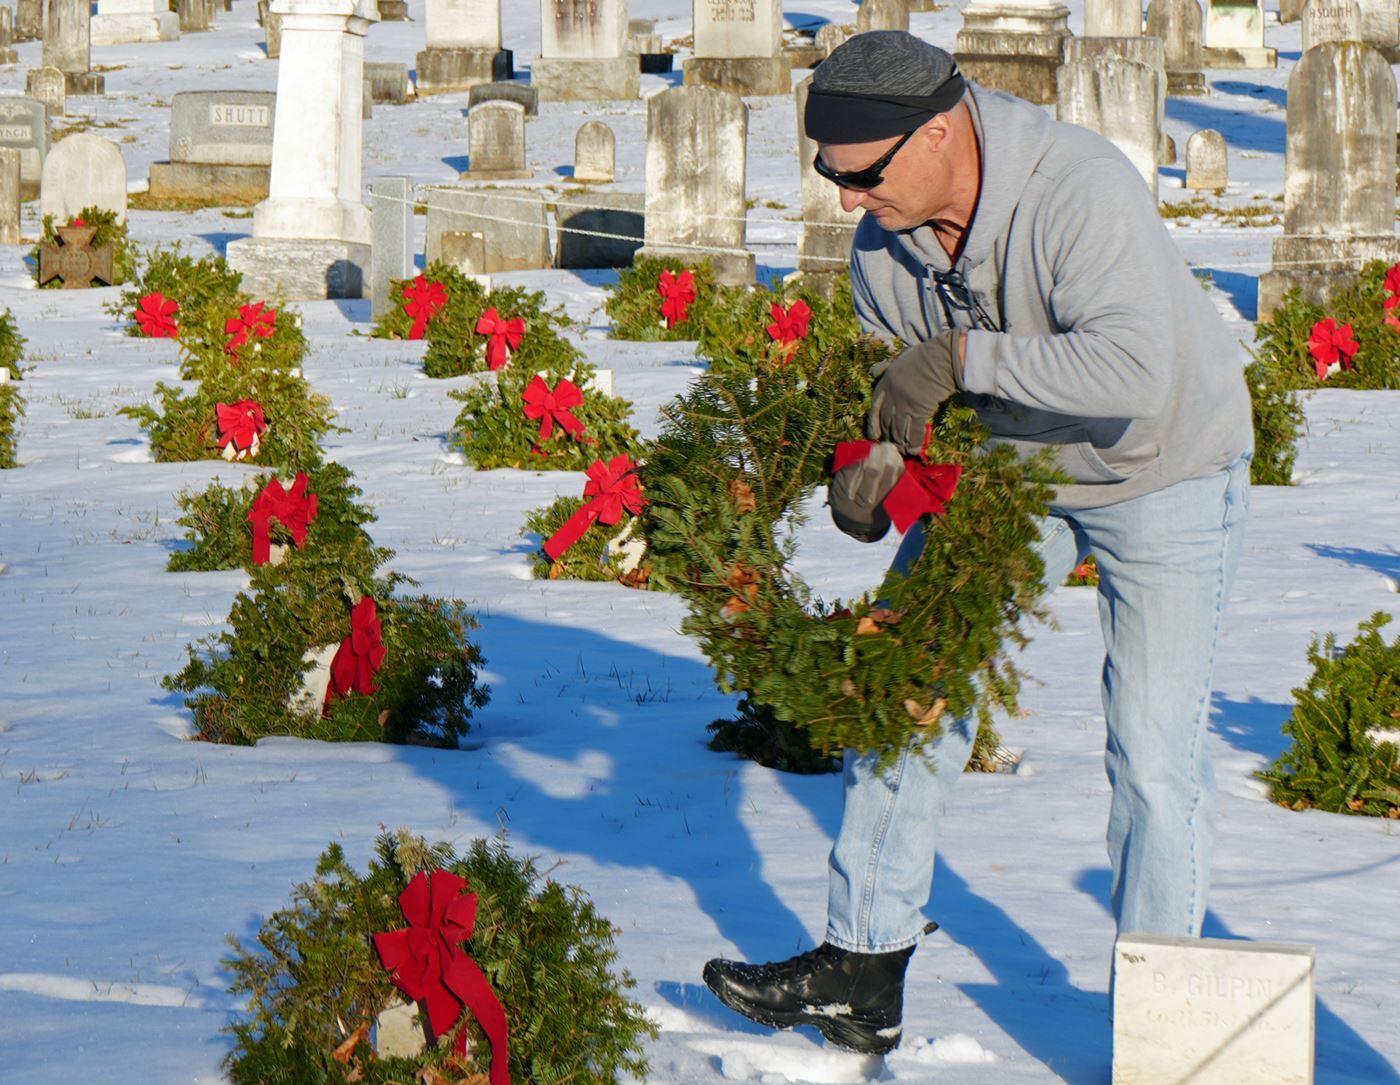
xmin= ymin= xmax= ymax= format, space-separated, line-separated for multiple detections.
xmin=520 ymin=491 xmax=651 ymax=587
xmin=166 ymin=462 xmax=378 ymax=573
xmin=0 ymin=307 xmax=25 ymax=379
xmin=449 ymin=361 xmax=641 ymax=471
xmin=604 ymin=255 xmax=724 ymax=342
xmin=32 ymin=205 xmax=137 ymax=287
xmin=643 ymin=346 xmax=1056 ymax=761
xmin=223 ymin=831 xmax=656 ymax=1085
xmin=0 ymin=378 xmax=23 ymax=469
xmin=1259 ymin=611 xmax=1400 ymax=818
xmin=694 ymin=274 xmax=864 ymax=377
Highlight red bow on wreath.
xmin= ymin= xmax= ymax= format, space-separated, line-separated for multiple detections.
xmin=327 ymin=596 xmax=388 ymax=704
xmin=1306 ymin=317 xmax=1358 ymax=381
xmin=247 ymin=472 xmax=317 ymax=566
xmin=216 ymin=399 xmax=267 ymax=460
xmin=543 ymin=454 xmax=646 ymax=561
xmin=373 ymin=869 xmax=512 ymax=1085
xmin=767 ymin=300 xmax=812 ymax=344
xmin=225 ymin=301 xmax=277 ymax=357
xmin=476 ymin=307 xmax=525 ymax=371
xmin=833 ymin=440 xmax=962 ymax=533
xmin=403 ymin=275 xmax=448 ymax=340
xmin=522 ymin=375 xmax=585 ymax=442
xmin=134 ymin=292 xmax=179 ymax=339
xmin=657 ymin=269 xmax=696 ymax=328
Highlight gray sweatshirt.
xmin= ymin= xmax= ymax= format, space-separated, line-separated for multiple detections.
xmin=849 ymin=84 xmax=1253 ymax=509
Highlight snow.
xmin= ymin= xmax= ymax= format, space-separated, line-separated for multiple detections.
xmin=1 ymin=2 xmax=1398 ymax=1083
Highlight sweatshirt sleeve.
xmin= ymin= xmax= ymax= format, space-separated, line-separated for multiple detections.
xmin=959 ymin=156 xmax=1182 ymax=420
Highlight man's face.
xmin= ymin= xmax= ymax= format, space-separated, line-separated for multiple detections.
xmin=817 ymin=128 xmax=936 ymax=232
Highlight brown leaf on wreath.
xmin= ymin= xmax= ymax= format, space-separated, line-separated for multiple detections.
xmin=720 ymin=595 xmax=753 ymax=620
xmin=725 ymin=562 xmax=760 ymax=603
xmin=618 ymin=565 xmax=652 ymax=590
xmin=868 ymin=607 xmax=905 ymax=627
xmin=727 ymin=479 xmax=757 ymax=514
xmin=548 ymin=561 xmax=563 ymax=580
xmin=841 ymin=678 xmax=858 ymax=698
xmin=855 ymin=617 xmax=882 ymax=636
xmin=332 ymin=1020 xmax=372 ymax=1065
xmin=903 ymin=697 xmax=947 ymax=727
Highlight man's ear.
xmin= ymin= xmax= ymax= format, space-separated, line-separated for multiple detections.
xmin=921 ymin=114 xmax=953 ymax=152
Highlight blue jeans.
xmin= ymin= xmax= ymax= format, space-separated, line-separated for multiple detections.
xmin=825 ymin=454 xmax=1250 ymax=951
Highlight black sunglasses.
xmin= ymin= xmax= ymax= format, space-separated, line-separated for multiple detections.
xmin=812 ymin=128 xmax=917 ymax=191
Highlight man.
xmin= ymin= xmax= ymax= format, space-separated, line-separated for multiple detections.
xmin=703 ymin=31 xmax=1252 ymax=1055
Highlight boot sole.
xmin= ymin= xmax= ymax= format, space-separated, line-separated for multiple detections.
xmin=702 ymin=962 xmax=901 ymax=1056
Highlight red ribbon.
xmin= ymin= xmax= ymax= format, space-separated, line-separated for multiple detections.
xmin=373 ymin=869 xmax=511 ymax=1085
xmin=134 ymin=292 xmax=179 ymax=338
xmin=657 ymin=269 xmax=696 ymax=328
xmin=225 ymin=301 xmax=277 ymax=357
xmin=216 ymin=399 xmax=267 ymax=456
xmin=766 ymin=300 xmax=812 ymax=344
xmin=403 ymin=275 xmax=448 ymax=340
xmin=543 ymin=454 xmax=647 ymax=561
xmin=833 ymin=440 xmax=962 ymax=533
xmin=476 ymin=307 xmax=525 ymax=371
xmin=327 ymin=596 xmax=387 ymax=703
xmin=247 ymin=472 xmax=317 ymax=565
xmin=1306 ymin=317 xmax=1358 ymax=380
xmin=522 ymin=375 xmax=585 ymax=442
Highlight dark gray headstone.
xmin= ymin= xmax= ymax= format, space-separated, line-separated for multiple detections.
xmin=169 ymin=90 xmax=277 ymax=165
xmin=466 ymin=81 xmax=538 ymax=116
xmin=365 ymin=62 xmax=412 ymax=104
xmin=0 ymin=95 xmax=48 ymax=200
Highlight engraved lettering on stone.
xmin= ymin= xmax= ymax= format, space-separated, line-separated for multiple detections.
xmin=708 ymin=0 xmax=756 ymax=21
xmin=0 ymin=125 xmax=33 ymax=141
xmin=210 ymin=104 xmax=271 ymax=127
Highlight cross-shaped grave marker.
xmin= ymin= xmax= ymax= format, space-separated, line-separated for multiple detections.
xmin=38 ymin=222 xmax=114 ymax=288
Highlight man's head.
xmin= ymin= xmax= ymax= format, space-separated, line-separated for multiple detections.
xmin=807 ymin=32 xmax=980 ymax=232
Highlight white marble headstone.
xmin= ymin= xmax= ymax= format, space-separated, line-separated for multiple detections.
xmin=692 ymin=0 xmax=781 ymax=59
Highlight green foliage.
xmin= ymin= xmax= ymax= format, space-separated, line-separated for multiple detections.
xmin=1064 ymin=553 xmax=1099 ymax=587
xmin=32 ymin=205 xmax=137 ymax=286
xmin=449 ymin=362 xmax=642 ymax=471
xmin=0 ymin=309 xmax=25 ymax=379
xmin=604 ymin=255 xmax=724 ymax=342
xmin=707 ymin=695 xmax=841 ymax=774
xmin=166 ymin=462 xmax=379 ymax=573
xmin=369 ymin=262 xmax=488 ymax=341
xmin=646 ymin=344 xmax=1055 ymax=763
xmin=0 ymin=381 xmax=24 ymax=468
xmin=694 ymin=275 xmax=864 ymax=377
xmin=1259 ymin=612 xmax=1400 ymax=818
xmin=521 ymin=493 xmax=648 ymax=585
xmin=109 ymin=244 xmax=244 ymax=334
xmin=224 ymin=832 xmax=656 ymax=1085
xmin=1244 ymin=357 xmax=1305 ymax=486
xmin=120 ymin=368 xmax=335 ymax=469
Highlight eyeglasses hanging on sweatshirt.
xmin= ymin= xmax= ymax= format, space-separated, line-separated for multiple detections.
xmin=929 ymin=268 xmax=1000 ymax=333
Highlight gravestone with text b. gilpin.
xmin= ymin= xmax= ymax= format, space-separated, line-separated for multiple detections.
xmin=148 ymin=91 xmax=275 ymax=205
xmin=683 ymin=0 xmax=790 ymax=97
xmin=533 ymin=0 xmax=639 ymax=101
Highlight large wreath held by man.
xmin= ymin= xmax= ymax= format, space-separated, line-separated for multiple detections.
xmin=644 ymin=340 xmax=1056 ymax=760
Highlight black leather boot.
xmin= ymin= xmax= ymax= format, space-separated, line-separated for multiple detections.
xmin=702 ymin=942 xmax=915 ymax=1055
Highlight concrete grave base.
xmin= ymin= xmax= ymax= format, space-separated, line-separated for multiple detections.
xmin=532 ymin=55 xmax=639 ymax=101
xmin=1167 ymin=70 xmax=1208 ymax=94
xmin=415 ymin=47 xmax=504 ymax=96
xmin=64 ymin=72 xmax=106 ymax=96
xmin=1258 ymin=234 xmax=1400 ymax=319
xmin=637 ymin=243 xmax=754 ymax=285
xmin=682 ymin=56 xmax=790 ymax=97
xmin=225 ymin=235 xmax=369 ymax=300
xmin=91 ymin=10 xmax=179 ymax=43
xmin=1202 ymin=44 xmax=1277 ymax=66
xmin=554 ymin=191 xmax=644 ymax=269
xmin=148 ymin=161 xmax=270 ymax=204
xmin=424 ymin=185 xmax=551 ymax=272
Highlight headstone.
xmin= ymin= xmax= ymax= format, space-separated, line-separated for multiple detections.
xmin=438 ymin=228 xmax=487 ymax=273
xmin=225 ymin=0 xmax=379 ymax=300
xmin=628 ymin=17 xmax=660 ymax=54
xmin=796 ymin=74 xmax=862 ymax=289
xmin=40 ymin=132 xmax=127 ymax=225
xmin=814 ymin=22 xmax=853 ymax=55
xmin=26 ymin=68 xmax=67 ymax=118
xmin=462 ymin=100 xmax=529 ymax=180
xmin=1145 ymin=0 xmax=1206 ymax=95
xmin=1112 ymin=935 xmax=1315 ymax=1085
xmin=370 ymin=175 xmax=414 ymax=320
xmin=1203 ymin=0 xmax=1276 ymax=66
xmin=639 ymin=84 xmax=753 ymax=284
xmin=467 ymin=81 xmax=539 ymax=116
xmin=365 ymin=62 xmax=412 ymax=103
xmin=1065 ymin=36 xmax=1171 ymax=165
xmin=423 ymin=185 xmax=551 ymax=271
xmin=362 ymin=78 xmax=373 ymax=120
xmin=533 ymin=0 xmax=639 ymax=101
xmin=684 ymin=0 xmax=790 ymax=96
xmin=15 ymin=0 xmax=41 ymax=41
xmin=1057 ymin=53 xmax=1160 ymax=198
xmin=1280 ymin=0 xmax=1307 ymax=20
xmin=378 ymin=0 xmax=408 ymax=18
xmin=416 ymin=0 xmax=506 ymax=96
xmin=0 ymin=7 xmax=18 ymax=65
xmin=177 ymin=0 xmax=213 ymax=32
xmin=92 ymin=0 xmax=180 ymax=45
xmin=1086 ymin=0 xmax=1143 ymax=35
xmin=0 ymin=96 xmax=48 ymax=201
xmin=1355 ymin=0 xmax=1399 ymax=54
xmin=44 ymin=0 xmax=105 ymax=95
xmin=573 ymin=120 xmax=615 ymax=183
xmin=0 ymin=147 xmax=20 ymax=245
xmin=554 ymin=191 xmax=644 ymax=268
xmin=37 ymin=221 xmax=114 ymax=287
xmin=148 ymin=91 xmax=276 ymax=204
xmin=1301 ymin=0 xmax=1362 ymax=48
xmin=1257 ymin=41 xmax=1400 ymax=317
xmin=1185 ymin=128 xmax=1228 ymax=189
xmin=857 ymin=0 xmax=910 ymax=33
xmin=955 ymin=0 xmax=1073 ymax=104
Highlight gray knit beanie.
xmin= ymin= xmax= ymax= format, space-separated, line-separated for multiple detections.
xmin=807 ymin=31 xmax=966 ymax=144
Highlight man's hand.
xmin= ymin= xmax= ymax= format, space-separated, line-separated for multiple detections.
xmin=867 ymin=329 xmax=963 ymax=455
xmin=829 ymin=441 xmax=905 ymax=543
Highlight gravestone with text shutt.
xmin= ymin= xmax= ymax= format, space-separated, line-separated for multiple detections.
xmin=533 ymin=0 xmax=639 ymax=101
xmin=683 ymin=0 xmax=789 ymax=97
xmin=148 ymin=91 xmax=275 ymax=204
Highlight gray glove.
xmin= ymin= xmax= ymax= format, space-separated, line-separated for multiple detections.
xmin=867 ymin=329 xmax=964 ymax=455
xmin=829 ymin=441 xmax=906 ymax=543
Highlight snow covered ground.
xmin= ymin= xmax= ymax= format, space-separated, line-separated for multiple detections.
xmin=1 ymin=2 xmax=1398 ymax=1082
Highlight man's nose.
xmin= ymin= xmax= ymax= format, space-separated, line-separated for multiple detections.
xmin=839 ymin=186 xmax=867 ymax=213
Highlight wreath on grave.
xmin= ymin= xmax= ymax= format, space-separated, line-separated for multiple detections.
xmin=448 ymin=358 xmax=642 ymax=471
xmin=641 ymin=343 xmax=1057 ymax=761
xmin=31 ymin=205 xmax=137 ymax=287
xmin=604 ymin=255 xmax=724 ymax=342
xmin=223 ymin=831 xmax=656 ymax=1085
xmin=0 ymin=308 xmax=25 ymax=469
xmin=166 ymin=461 xmax=378 ymax=573
xmin=693 ymin=274 xmax=863 ymax=377
xmin=520 ymin=461 xmax=652 ymax=587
